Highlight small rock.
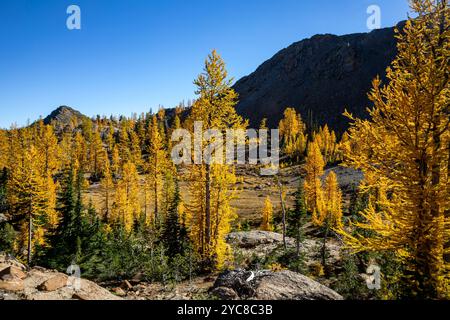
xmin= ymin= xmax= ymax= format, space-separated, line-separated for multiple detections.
xmin=72 ymin=292 xmax=89 ymax=300
xmin=32 ymin=266 xmax=47 ymax=272
xmin=130 ymin=272 xmax=144 ymax=284
xmin=0 ymin=278 xmax=24 ymax=292
xmin=210 ymin=287 xmax=239 ymax=300
xmin=112 ymin=287 xmax=126 ymax=297
xmin=38 ymin=274 xmax=68 ymax=292
xmin=121 ymin=280 xmax=133 ymax=290
xmin=132 ymin=284 xmax=146 ymax=292
xmin=0 ymin=266 xmax=27 ymax=281
xmin=203 ymin=276 xmax=216 ymax=282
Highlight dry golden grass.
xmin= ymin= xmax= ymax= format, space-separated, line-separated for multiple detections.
xmin=83 ymin=164 xmax=360 ymax=226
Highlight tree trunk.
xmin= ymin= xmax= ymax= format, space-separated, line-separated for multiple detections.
xmin=321 ymin=223 xmax=329 ymax=273
xmin=105 ymin=189 xmax=110 ymax=222
xmin=154 ymin=158 xmax=158 ymax=225
xmin=277 ymin=176 xmax=287 ymax=251
xmin=205 ymin=164 xmax=211 ymax=253
xmin=444 ymin=141 xmax=450 ymax=265
xmin=27 ymin=211 xmax=32 ymax=266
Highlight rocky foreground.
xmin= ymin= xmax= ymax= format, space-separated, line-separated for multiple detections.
xmin=0 ymin=231 xmax=343 ymax=300
xmin=0 ymin=255 xmax=120 ymax=300
xmin=210 ymin=269 xmax=342 ymax=300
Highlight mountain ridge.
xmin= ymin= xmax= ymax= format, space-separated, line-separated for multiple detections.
xmin=233 ymin=22 xmax=404 ymax=132
xmin=40 ymin=23 xmax=404 ymax=133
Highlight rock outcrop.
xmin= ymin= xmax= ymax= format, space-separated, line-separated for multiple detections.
xmin=0 ymin=254 xmax=121 ymax=300
xmin=233 ymin=23 xmax=405 ymax=132
xmin=42 ymin=106 xmax=89 ymax=133
xmin=211 ymin=269 xmax=343 ymax=300
xmin=227 ymin=231 xmax=341 ymax=267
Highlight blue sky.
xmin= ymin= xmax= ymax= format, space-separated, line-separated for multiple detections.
xmin=0 ymin=0 xmax=411 ymax=128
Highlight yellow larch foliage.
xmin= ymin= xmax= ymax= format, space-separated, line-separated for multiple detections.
xmin=118 ymin=121 xmax=131 ymax=163
xmin=90 ymin=127 xmax=106 ymax=179
xmin=313 ymin=124 xmax=338 ymax=163
xmin=339 ymin=0 xmax=449 ymax=299
xmin=73 ymin=132 xmax=88 ymax=172
xmin=111 ymin=144 xmax=121 ymax=177
xmin=335 ymin=131 xmax=349 ymax=162
xmin=35 ymin=121 xmax=60 ymax=177
xmin=186 ymin=50 xmax=246 ymax=270
xmin=304 ymin=140 xmax=325 ymax=225
xmin=260 ymin=196 xmax=274 ymax=231
xmin=129 ymin=130 xmax=142 ymax=169
xmin=0 ymin=129 xmax=7 ymax=169
xmin=146 ymin=115 xmax=170 ymax=224
xmin=279 ymin=108 xmax=308 ymax=160
xmin=100 ymin=152 xmax=114 ymax=221
xmin=259 ymin=118 xmax=268 ymax=130
xmin=8 ymin=145 xmax=58 ymax=263
xmin=321 ymin=171 xmax=343 ymax=229
xmin=112 ymin=161 xmax=141 ymax=232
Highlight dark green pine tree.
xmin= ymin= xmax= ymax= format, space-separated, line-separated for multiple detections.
xmin=0 ymin=167 xmax=8 ymax=213
xmin=0 ymin=169 xmax=15 ymax=254
xmin=47 ymin=164 xmax=86 ymax=268
xmin=287 ymin=179 xmax=307 ymax=256
xmin=78 ymin=201 xmax=109 ymax=278
xmin=162 ymin=179 xmax=187 ymax=259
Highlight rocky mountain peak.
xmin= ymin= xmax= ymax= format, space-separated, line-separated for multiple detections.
xmin=233 ymin=23 xmax=405 ymax=132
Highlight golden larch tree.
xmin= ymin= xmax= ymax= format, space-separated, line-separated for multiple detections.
xmin=340 ymin=0 xmax=449 ymax=299
xmin=304 ymin=140 xmax=325 ymax=224
xmin=146 ymin=115 xmax=169 ymax=225
xmin=279 ymin=108 xmax=308 ymax=160
xmin=186 ymin=50 xmax=246 ymax=269
xmin=112 ymin=161 xmax=141 ymax=232
xmin=260 ymin=196 xmax=274 ymax=231
xmin=100 ymin=150 xmax=114 ymax=222
xmin=8 ymin=145 xmax=58 ymax=264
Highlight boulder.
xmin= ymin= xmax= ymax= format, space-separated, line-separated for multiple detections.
xmin=227 ymin=231 xmax=295 ymax=249
xmin=210 ymin=287 xmax=240 ymax=300
xmin=38 ymin=274 xmax=68 ymax=292
xmin=213 ymin=270 xmax=256 ymax=298
xmin=0 ymin=254 xmax=121 ymax=300
xmin=72 ymin=292 xmax=89 ymax=300
xmin=0 ymin=278 xmax=24 ymax=292
xmin=0 ymin=266 xmax=27 ymax=281
xmin=0 ymin=254 xmax=26 ymax=272
xmin=211 ymin=269 xmax=343 ymax=300
xmin=0 ymin=265 xmax=27 ymax=293
xmin=227 ymin=231 xmax=341 ymax=267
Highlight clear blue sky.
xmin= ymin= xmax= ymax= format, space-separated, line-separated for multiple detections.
xmin=0 ymin=0 xmax=411 ymax=128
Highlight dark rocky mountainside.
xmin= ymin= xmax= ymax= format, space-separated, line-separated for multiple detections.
xmin=233 ymin=23 xmax=404 ymax=132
